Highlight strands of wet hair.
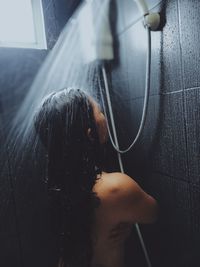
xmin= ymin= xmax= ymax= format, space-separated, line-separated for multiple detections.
xmin=1 ymin=1 xmax=112 ymax=266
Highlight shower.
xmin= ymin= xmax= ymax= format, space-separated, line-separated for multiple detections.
xmin=78 ymin=1 xmax=160 ymax=266
xmin=2 ymin=0 xmax=199 ymax=267
xmin=3 ymin=1 xmax=160 ymax=267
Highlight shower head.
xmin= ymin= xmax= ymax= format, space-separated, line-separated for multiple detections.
xmin=78 ymin=0 xmax=160 ymax=64
xmin=78 ymin=0 xmax=114 ymax=63
xmin=133 ymin=0 xmax=160 ymax=30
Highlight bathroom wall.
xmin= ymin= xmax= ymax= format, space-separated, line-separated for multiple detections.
xmin=0 ymin=1 xmax=81 ymax=267
xmin=110 ymin=0 xmax=200 ymax=266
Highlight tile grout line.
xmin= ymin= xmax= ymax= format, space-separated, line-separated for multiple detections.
xmin=115 ymin=86 xmax=200 ymax=102
xmin=177 ymin=0 xmax=193 ymax=229
xmin=177 ymin=0 xmax=190 ymax=181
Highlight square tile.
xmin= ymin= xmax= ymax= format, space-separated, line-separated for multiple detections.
xmin=113 ymin=93 xmax=188 ymax=180
xmin=111 ymin=20 xmax=161 ymax=100
xmin=111 ymin=95 xmax=160 ymax=180
xmin=160 ymin=0 xmax=183 ymax=93
xmin=145 ymin=173 xmax=191 ymax=235
xmin=148 ymin=92 xmax=188 ymax=179
xmin=0 ymin=48 xmax=47 ymax=127
xmin=179 ymin=0 xmax=200 ymax=89
xmin=141 ymin=173 xmax=192 ymax=267
xmin=184 ymin=88 xmax=200 ymax=185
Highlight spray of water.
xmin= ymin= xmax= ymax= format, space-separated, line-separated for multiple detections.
xmin=3 ymin=0 xmax=114 ymax=165
xmin=0 ymin=1 xmax=115 ymax=229
xmin=0 ymin=3 xmax=115 ymax=265
xmin=0 ymin=2 xmax=113 ymax=264
xmin=0 ymin=2 xmax=153 ymax=266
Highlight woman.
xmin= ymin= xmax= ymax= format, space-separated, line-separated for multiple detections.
xmin=34 ymin=88 xmax=158 ymax=267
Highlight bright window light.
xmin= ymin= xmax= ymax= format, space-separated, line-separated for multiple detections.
xmin=0 ymin=0 xmax=47 ymax=49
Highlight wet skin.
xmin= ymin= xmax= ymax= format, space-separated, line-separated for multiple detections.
xmin=89 ymin=99 xmax=158 ymax=267
xmin=57 ymin=98 xmax=158 ymax=267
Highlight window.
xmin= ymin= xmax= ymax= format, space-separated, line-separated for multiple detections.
xmin=0 ymin=0 xmax=47 ymax=49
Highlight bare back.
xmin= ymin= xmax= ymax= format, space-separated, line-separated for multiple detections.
xmin=91 ymin=172 xmax=158 ymax=267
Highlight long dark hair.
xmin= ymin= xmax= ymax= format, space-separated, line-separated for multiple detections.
xmin=34 ymin=88 xmax=102 ymax=267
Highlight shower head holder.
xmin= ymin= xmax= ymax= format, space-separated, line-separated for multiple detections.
xmin=144 ymin=13 xmax=160 ymax=30
xmin=133 ymin=0 xmax=160 ymax=30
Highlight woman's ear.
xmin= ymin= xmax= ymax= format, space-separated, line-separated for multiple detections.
xmin=87 ymin=128 xmax=94 ymax=141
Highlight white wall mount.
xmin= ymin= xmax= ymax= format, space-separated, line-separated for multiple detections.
xmin=133 ymin=0 xmax=160 ymax=31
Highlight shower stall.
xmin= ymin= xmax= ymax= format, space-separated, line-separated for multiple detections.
xmin=0 ymin=0 xmax=200 ymax=267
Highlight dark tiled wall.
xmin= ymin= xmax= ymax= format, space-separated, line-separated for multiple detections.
xmin=109 ymin=0 xmax=200 ymax=266
xmin=0 ymin=1 xmax=81 ymax=267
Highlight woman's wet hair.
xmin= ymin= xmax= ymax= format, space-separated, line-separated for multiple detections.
xmin=34 ymin=88 xmax=102 ymax=267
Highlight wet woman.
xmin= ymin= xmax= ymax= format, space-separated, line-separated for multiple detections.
xmin=34 ymin=88 xmax=158 ymax=267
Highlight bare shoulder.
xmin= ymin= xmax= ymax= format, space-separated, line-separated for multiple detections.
xmin=93 ymin=172 xmax=143 ymax=212
xmin=94 ymin=172 xmax=158 ymax=224
xmin=94 ymin=172 xmax=140 ymax=198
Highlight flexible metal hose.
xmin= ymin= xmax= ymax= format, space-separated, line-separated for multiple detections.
xmin=100 ymin=26 xmax=151 ymax=154
xmin=98 ymin=26 xmax=152 ymax=267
